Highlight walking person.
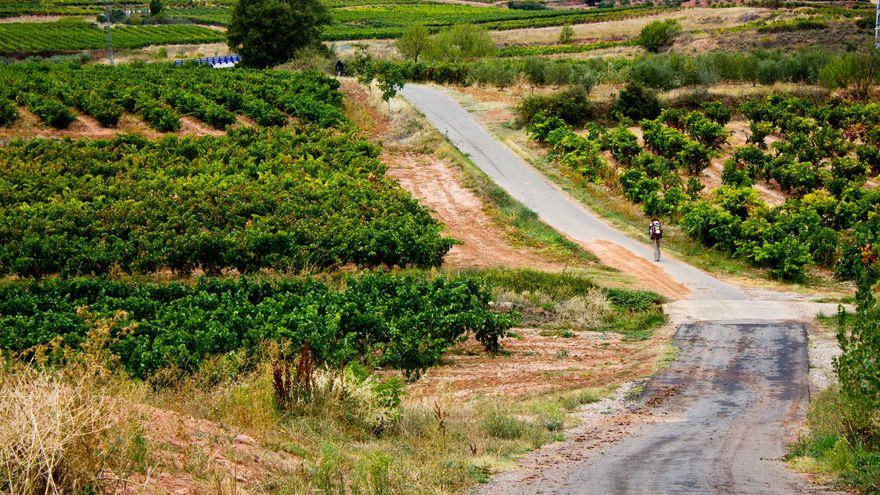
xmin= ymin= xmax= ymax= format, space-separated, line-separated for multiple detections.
xmin=335 ymin=59 xmax=346 ymax=77
xmin=649 ymin=218 xmax=663 ymax=262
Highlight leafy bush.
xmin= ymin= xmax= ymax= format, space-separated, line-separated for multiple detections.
xmin=517 ymin=86 xmax=592 ymax=127
xmin=19 ymin=93 xmax=76 ymax=129
xmin=599 ymin=125 xmax=641 ymax=165
xmin=637 ymin=19 xmax=681 ymax=53
xmin=611 ymin=83 xmax=661 ymax=122
xmin=0 ymin=98 xmax=18 ymax=126
xmin=701 ymin=101 xmax=732 ymax=125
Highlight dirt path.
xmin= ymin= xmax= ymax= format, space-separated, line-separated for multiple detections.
xmin=341 ymin=80 xmax=577 ymax=272
xmin=387 ymin=152 xmax=564 ymax=271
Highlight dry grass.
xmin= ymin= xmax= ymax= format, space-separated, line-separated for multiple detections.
xmin=0 ymin=339 xmax=148 ymax=495
xmin=490 ymin=7 xmax=766 ymax=45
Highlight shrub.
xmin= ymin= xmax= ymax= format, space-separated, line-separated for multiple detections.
xmin=528 ymin=112 xmax=568 ymax=141
xmin=611 ymin=83 xmax=661 ymax=122
xmin=517 ymin=86 xmax=592 ymax=127
xmin=701 ymin=101 xmax=732 ymax=125
xmin=637 ymin=19 xmax=682 ymax=53
xmin=426 ymin=25 xmax=495 ymax=62
xmin=599 ymin=125 xmax=641 ymax=165
xmin=0 ymin=99 xmax=18 ymax=126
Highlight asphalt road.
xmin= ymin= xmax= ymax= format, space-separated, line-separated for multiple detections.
xmin=482 ymin=321 xmax=825 ymax=495
xmin=400 ymin=85 xmax=837 ymax=495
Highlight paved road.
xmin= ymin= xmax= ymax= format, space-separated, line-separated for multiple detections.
xmin=483 ymin=321 xmax=827 ymax=495
xmin=401 ymin=84 xmax=743 ymax=301
xmin=400 ymin=85 xmax=837 ymax=495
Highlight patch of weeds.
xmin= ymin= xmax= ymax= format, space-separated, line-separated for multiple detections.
xmin=554 ymin=349 xmax=569 ymax=359
xmin=558 ymin=387 xmax=607 ymax=411
xmin=625 ymin=385 xmax=644 ymax=401
xmin=481 ymin=409 xmax=525 ymax=440
xmin=538 ymin=328 xmax=578 ymax=338
xmin=528 ymin=401 xmax=566 ymax=432
xmin=605 ymin=311 xmax=667 ymax=341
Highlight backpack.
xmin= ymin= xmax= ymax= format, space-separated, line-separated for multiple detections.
xmin=651 ymin=220 xmax=662 ymax=237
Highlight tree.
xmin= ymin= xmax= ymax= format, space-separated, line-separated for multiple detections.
xmin=396 ymin=25 xmax=431 ymax=62
xmin=426 ymin=25 xmax=495 ymax=62
xmin=637 ymin=19 xmax=682 ymax=53
xmin=149 ymin=0 xmax=162 ymax=16
xmin=559 ymin=24 xmax=574 ymax=43
xmin=227 ymin=0 xmax=331 ymax=69
xmin=834 ymin=245 xmax=880 ymax=440
xmin=378 ymin=66 xmax=406 ymax=112
xmin=819 ymin=43 xmax=880 ymax=101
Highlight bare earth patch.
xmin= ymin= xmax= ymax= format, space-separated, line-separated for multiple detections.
xmin=410 ymin=325 xmax=673 ymax=402
xmin=341 ymin=79 xmax=575 ymax=271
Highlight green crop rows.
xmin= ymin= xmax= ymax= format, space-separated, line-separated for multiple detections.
xmin=0 ymin=274 xmax=512 ymax=378
xmin=0 ymin=65 xmax=453 ymax=277
xmin=497 ymin=40 xmax=635 ymax=58
xmin=159 ymin=3 xmax=662 ymax=41
xmin=0 ymin=20 xmax=224 ymax=53
xmin=0 ymin=64 xmax=344 ymax=130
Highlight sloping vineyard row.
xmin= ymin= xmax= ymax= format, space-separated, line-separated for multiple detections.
xmin=0 ymin=21 xmax=223 ymax=53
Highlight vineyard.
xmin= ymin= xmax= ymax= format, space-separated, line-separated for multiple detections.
xmin=325 ymin=4 xmax=661 ymax=40
xmin=0 ymin=65 xmax=453 ymax=277
xmin=528 ymin=95 xmax=880 ymax=281
xmin=0 ymin=64 xmax=344 ymax=130
xmin=155 ymin=3 xmax=663 ymax=40
xmin=0 ymin=273 xmax=512 ymax=378
xmin=0 ymin=20 xmax=224 ymax=54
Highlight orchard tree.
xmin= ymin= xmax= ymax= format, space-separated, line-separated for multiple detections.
xmin=227 ymin=0 xmax=331 ymax=68
xmin=396 ymin=25 xmax=431 ymax=62
xmin=149 ymin=0 xmax=162 ymax=16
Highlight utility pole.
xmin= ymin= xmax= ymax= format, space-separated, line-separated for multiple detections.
xmin=105 ymin=0 xmax=113 ymax=64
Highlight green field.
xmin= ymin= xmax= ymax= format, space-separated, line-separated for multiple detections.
xmin=0 ymin=20 xmax=224 ymax=53
xmin=166 ymin=3 xmax=662 ymax=41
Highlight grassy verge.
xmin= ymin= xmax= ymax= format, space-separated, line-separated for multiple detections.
xmin=787 ymin=386 xmax=880 ymax=493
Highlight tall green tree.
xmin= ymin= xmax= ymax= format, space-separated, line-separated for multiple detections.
xmin=396 ymin=25 xmax=431 ymax=62
xmin=227 ymin=0 xmax=331 ymax=69
xmin=149 ymin=0 xmax=162 ymax=16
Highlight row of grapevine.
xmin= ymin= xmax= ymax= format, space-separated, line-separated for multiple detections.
xmin=528 ymin=95 xmax=880 ymax=281
xmin=0 ymin=64 xmax=345 ymax=131
xmin=0 ymin=126 xmax=454 ymax=277
xmin=0 ymin=273 xmax=514 ymax=378
xmin=0 ymin=21 xmax=223 ymax=53
xmin=497 ymin=40 xmax=634 ymax=58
